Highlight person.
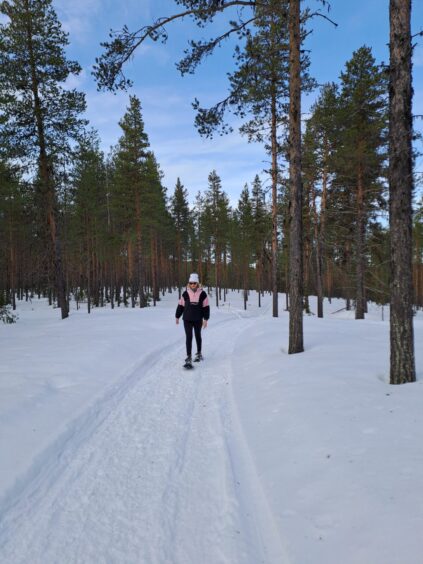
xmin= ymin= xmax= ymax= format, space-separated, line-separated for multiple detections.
xmin=175 ymin=273 xmax=210 ymax=366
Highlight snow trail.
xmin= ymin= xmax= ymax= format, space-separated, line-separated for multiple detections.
xmin=0 ymin=311 xmax=289 ymax=564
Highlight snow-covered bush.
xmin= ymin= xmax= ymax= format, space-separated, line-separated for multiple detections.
xmin=0 ymin=304 xmax=17 ymax=324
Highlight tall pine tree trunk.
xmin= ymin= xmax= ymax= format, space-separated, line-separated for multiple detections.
xmin=389 ymin=0 xmax=415 ymax=384
xmin=288 ymin=0 xmax=304 ymax=353
xmin=26 ymin=6 xmax=68 ymax=319
xmin=150 ymin=232 xmax=157 ymax=306
xmin=215 ymin=242 xmax=219 ymax=308
xmin=127 ymin=238 xmax=136 ymax=307
xmin=9 ymin=216 xmax=16 ymax=310
xmin=316 ymin=143 xmax=329 ymax=318
xmin=271 ymin=83 xmax=279 ymax=317
xmin=311 ymin=184 xmax=323 ymax=317
xmin=135 ymin=194 xmax=147 ymax=308
xmin=355 ymin=166 xmax=366 ymax=319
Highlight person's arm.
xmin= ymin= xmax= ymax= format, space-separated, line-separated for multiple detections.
xmin=175 ymin=295 xmax=185 ymax=324
xmin=202 ymin=292 xmax=210 ymax=327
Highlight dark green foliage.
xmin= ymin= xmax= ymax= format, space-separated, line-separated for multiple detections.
xmin=203 ymin=170 xmax=231 ymax=259
xmin=251 ymin=175 xmax=271 ymax=261
xmin=302 ymin=48 xmax=388 ymax=316
xmin=192 ymin=0 xmax=304 ymax=141
xmin=0 ymin=0 xmax=88 ymax=318
xmin=234 ymin=184 xmax=254 ymax=301
xmin=0 ymin=0 xmax=421 ymax=329
xmin=0 ymin=0 xmax=87 ymax=165
xmin=170 ymin=178 xmax=193 ymax=291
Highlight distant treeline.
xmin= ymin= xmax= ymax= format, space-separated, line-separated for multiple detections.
xmin=0 ymin=0 xmax=422 ymax=324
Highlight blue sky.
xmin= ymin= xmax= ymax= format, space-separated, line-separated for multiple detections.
xmin=54 ymin=0 xmax=423 ymax=205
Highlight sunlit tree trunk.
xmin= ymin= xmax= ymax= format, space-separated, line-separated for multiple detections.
xmin=27 ymin=19 xmax=68 ymax=319
xmin=389 ymin=0 xmax=415 ymax=384
xmin=288 ymin=0 xmax=304 ymax=353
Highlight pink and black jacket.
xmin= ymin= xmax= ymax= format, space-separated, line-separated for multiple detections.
xmin=176 ymin=287 xmax=210 ymax=322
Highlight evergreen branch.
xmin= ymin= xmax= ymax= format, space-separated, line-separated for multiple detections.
xmin=193 ymin=94 xmax=234 ymax=138
xmin=176 ymin=16 xmax=257 ymax=76
xmin=93 ymin=1 xmax=257 ymax=91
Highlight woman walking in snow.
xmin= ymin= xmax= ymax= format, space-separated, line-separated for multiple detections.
xmin=175 ymin=273 xmax=210 ymax=368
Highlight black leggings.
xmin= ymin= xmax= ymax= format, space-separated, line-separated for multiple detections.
xmin=184 ymin=320 xmax=202 ymax=356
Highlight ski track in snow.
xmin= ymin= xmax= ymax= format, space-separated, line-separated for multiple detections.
xmin=0 ymin=309 xmax=289 ymax=564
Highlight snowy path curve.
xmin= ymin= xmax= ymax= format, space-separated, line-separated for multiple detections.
xmin=0 ymin=311 xmax=289 ymax=564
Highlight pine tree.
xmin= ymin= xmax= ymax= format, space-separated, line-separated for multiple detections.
xmin=303 ymin=83 xmax=340 ymax=317
xmin=111 ymin=95 xmax=150 ymax=307
xmin=192 ymin=0 xmax=313 ymax=319
xmin=0 ymin=160 xmax=25 ymax=311
xmin=142 ymin=152 xmax=171 ymax=305
xmin=203 ymin=170 xmax=230 ymax=306
xmin=338 ymin=46 xmax=388 ymax=319
xmin=0 ymin=0 xmax=86 ymax=318
xmin=251 ymin=174 xmax=271 ymax=306
xmin=170 ymin=178 xmax=192 ymax=296
xmin=69 ymin=130 xmax=107 ymax=313
xmin=192 ymin=191 xmax=207 ymax=283
xmin=235 ymin=184 xmax=254 ymax=309
xmin=231 ymin=0 xmax=289 ymax=318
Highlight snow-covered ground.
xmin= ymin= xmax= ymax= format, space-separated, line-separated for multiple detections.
xmin=0 ymin=291 xmax=422 ymax=564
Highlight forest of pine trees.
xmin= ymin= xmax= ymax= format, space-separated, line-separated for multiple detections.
xmin=0 ymin=1 xmax=422 ymax=382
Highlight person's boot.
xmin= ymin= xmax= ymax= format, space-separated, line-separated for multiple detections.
xmin=184 ymin=355 xmax=193 ymax=369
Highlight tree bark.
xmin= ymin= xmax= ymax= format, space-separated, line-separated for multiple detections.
xmin=311 ymin=183 xmax=323 ymax=317
xmin=389 ymin=0 xmax=416 ymax=384
xmin=215 ymin=243 xmax=220 ymax=308
xmin=271 ymin=83 xmax=279 ymax=317
xmin=135 ymin=193 xmax=147 ymax=307
xmin=9 ymin=215 xmax=16 ymax=311
xmin=319 ymin=148 xmax=328 ymax=315
xmin=288 ymin=0 xmax=304 ymax=353
xmin=355 ymin=165 xmax=366 ymax=319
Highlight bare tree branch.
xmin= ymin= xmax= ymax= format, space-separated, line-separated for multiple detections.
xmin=307 ymin=11 xmax=338 ymax=27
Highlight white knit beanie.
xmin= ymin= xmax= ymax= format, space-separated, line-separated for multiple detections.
xmin=188 ymin=273 xmax=199 ymax=283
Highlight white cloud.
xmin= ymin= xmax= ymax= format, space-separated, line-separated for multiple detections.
xmin=54 ymin=0 xmax=102 ymax=43
xmin=54 ymin=0 xmax=154 ymax=43
xmin=82 ymin=83 xmax=271 ymax=205
xmin=64 ymin=68 xmax=88 ymax=90
xmin=151 ymin=132 xmax=268 ymax=205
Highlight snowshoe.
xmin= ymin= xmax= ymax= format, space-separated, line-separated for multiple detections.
xmin=183 ymin=356 xmax=193 ymax=369
xmin=194 ymin=352 xmax=203 ymax=362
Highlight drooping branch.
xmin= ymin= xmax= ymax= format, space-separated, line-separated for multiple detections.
xmin=176 ymin=16 xmax=256 ymax=76
xmin=307 ymin=11 xmax=338 ymax=28
xmin=93 ymin=1 xmax=257 ymax=91
xmin=193 ymin=95 xmax=235 ymax=138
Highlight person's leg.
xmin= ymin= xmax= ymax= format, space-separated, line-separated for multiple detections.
xmin=193 ymin=320 xmax=202 ymax=354
xmin=183 ymin=321 xmax=194 ymax=357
